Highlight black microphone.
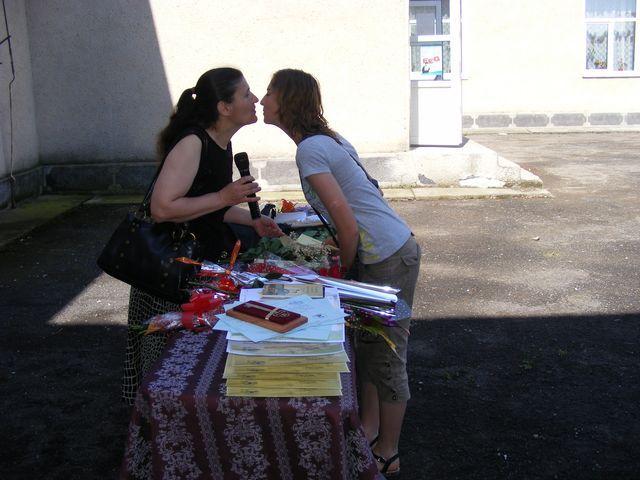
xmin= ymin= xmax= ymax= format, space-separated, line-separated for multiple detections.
xmin=233 ymin=152 xmax=261 ymax=220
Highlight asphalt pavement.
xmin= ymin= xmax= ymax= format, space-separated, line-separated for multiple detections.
xmin=0 ymin=132 xmax=638 ymax=479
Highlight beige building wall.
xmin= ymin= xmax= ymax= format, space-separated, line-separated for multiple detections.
xmin=26 ymin=0 xmax=409 ymax=165
xmin=0 ymin=0 xmax=38 ymax=177
xmin=150 ymin=0 xmax=410 ymax=158
xmin=461 ymin=0 xmax=640 ymax=115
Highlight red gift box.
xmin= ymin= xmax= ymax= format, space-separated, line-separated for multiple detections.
xmin=226 ymin=301 xmax=307 ymax=333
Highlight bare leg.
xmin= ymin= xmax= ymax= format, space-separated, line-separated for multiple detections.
xmin=360 ymin=381 xmax=380 ymax=442
xmin=372 ymin=400 xmax=406 ymax=473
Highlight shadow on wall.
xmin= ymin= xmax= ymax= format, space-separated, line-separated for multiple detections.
xmin=25 ymin=0 xmax=172 ymax=192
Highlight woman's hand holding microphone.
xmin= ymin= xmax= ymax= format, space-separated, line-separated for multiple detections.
xmin=220 ymin=176 xmax=284 ymax=238
xmin=219 ymin=175 xmax=261 ymax=206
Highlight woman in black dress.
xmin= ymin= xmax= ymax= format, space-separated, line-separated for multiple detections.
xmin=122 ymin=67 xmax=283 ymax=403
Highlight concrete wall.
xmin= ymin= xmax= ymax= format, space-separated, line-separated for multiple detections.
xmin=0 ymin=0 xmax=39 ymax=206
xmin=461 ymin=0 xmax=640 ymax=127
xmin=25 ymin=0 xmax=173 ymax=165
xmin=25 ymin=0 xmax=409 ymax=167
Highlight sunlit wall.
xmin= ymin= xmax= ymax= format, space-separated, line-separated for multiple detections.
xmin=25 ymin=0 xmax=409 ymax=164
xmin=461 ymin=0 xmax=640 ymax=114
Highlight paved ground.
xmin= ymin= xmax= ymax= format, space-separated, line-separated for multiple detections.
xmin=0 ymin=132 xmax=638 ymax=479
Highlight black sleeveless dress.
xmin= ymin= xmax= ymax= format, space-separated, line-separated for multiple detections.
xmin=122 ymin=127 xmax=238 ymax=404
xmin=181 ymin=127 xmax=238 ymax=261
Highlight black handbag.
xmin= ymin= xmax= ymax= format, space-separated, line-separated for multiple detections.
xmin=97 ymin=130 xmax=208 ymax=303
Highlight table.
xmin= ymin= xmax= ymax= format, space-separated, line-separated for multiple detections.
xmin=120 ymin=330 xmax=382 ymax=479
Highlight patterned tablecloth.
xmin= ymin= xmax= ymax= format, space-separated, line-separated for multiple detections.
xmin=120 ymin=330 xmax=381 ymax=480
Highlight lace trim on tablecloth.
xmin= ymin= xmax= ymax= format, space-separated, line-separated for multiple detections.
xmin=266 ymin=397 xmax=294 ymax=480
xmin=289 ymin=396 xmax=332 ymax=479
xmin=217 ymin=392 xmax=270 ymax=479
xmin=195 ymin=332 xmax=226 ymax=478
xmin=147 ymin=333 xmax=208 ymax=480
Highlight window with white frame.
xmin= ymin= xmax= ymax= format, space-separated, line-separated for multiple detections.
xmin=410 ymin=0 xmax=451 ymax=81
xmin=585 ymin=0 xmax=639 ymax=75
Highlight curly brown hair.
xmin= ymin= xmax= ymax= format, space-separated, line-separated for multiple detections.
xmin=269 ymin=69 xmax=338 ymax=142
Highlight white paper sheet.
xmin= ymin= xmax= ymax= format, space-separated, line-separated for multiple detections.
xmin=227 ymin=340 xmax=346 ymax=357
xmin=216 ymin=308 xmax=343 ymax=341
xmin=235 ymin=292 xmax=345 ymax=326
xmin=226 ymin=323 xmax=345 ymax=344
xmin=273 ymin=211 xmax=307 ymax=224
xmin=213 ymin=314 xmax=282 ymax=342
xmin=215 ymin=295 xmax=346 ymax=343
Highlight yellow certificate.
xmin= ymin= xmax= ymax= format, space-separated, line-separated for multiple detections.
xmin=226 ymin=352 xmax=349 ymax=366
xmin=226 ymin=376 xmax=341 ymax=390
xmin=223 ymin=363 xmax=350 ymax=377
xmin=226 ymin=387 xmax=343 ymax=398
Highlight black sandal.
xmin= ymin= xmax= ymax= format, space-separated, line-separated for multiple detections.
xmin=372 ymin=451 xmax=400 ymax=476
xmin=369 ymin=435 xmax=379 ymax=447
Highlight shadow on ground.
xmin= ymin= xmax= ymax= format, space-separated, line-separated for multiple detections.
xmin=403 ymin=313 xmax=639 ymax=480
xmin=0 ymin=205 xmax=132 ymax=479
xmin=0 ymin=204 xmax=638 ymax=479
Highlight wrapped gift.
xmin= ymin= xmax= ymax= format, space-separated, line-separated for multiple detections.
xmin=226 ymin=300 xmax=307 ymax=333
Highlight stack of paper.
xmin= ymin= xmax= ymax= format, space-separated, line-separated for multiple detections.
xmin=273 ymin=211 xmax=323 ymax=228
xmin=214 ymin=288 xmax=349 ymax=397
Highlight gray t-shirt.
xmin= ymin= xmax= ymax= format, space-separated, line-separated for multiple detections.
xmin=296 ymin=134 xmax=411 ymax=264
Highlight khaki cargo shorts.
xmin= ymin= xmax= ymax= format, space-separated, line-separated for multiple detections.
xmin=354 ymin=235 xmax=420 ymax=403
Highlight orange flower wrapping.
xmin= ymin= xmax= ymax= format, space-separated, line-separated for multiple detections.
xmin=217 ymin=277 xmax=239 ymax=294
xmin=144 ymin=311 xmax=189 ymax=335
xmin=280 ymin=199 xmax=297 ymax=212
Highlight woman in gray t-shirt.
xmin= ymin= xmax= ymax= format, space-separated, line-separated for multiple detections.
xmin=260 ymin=68 xmax=421 ymax=477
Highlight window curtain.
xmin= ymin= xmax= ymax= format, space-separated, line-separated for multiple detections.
xmin=614 ymin=22 xmax=635 ymax=69
xmin=586 ymin=0 xmax=636 ymax=18
xmin=586 ymin=24 xmax=609 ymax=68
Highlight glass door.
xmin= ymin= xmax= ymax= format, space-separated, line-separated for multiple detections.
xmin=409 ymin=0 xmax=462 ymax=146
xmin=410 ymin=0 xmax=450 ymax=80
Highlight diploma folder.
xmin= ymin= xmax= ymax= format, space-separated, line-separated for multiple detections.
xmin=226 ymin=300 xmax=307 ymax=333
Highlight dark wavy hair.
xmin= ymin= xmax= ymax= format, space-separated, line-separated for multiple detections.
xmin=268 ymin=69 xmax=338 ymax=142
xmin=157 ymin=67 xmax=244 ymax=158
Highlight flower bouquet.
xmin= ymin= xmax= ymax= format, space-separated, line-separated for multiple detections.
xmin=130 ymin=291 xmax=227 ymax=335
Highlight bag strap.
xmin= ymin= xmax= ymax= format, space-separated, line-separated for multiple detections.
xmin=311 ymin=205 xmax=340 ymax=248
xmin=138 ymin=127 xmax=209 ymax=216
xmin=301 ymin=134 xmax=379 ymax=248
xmin=340 ymin=145 xmax=380 ymax=190
xmin=302 ymin=133 xmax=381 ymax=191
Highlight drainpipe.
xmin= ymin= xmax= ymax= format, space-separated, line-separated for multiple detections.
xmin=1 ymin=0 xmax=16 ymax=208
